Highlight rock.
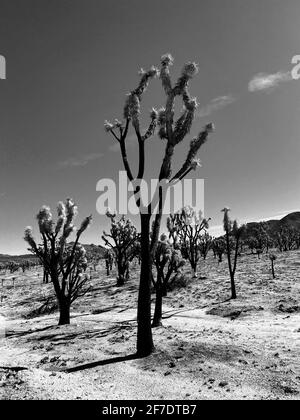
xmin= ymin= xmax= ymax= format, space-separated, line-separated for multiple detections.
xmin=219 ymin=381 xmax=228 ymax=387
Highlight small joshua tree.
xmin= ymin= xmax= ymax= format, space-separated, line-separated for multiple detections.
xmin=168 ymin=206 xmax=210 ymax=278
xmin=102 ymin=211 xmax=139 ymax=286
xmin=269 ymin=253 xmax=276 ymax=279
xmin=7 ymin=261 xmax=19 ymax=274
xmin=222 ymin=208 xmax=245 ymax=299
xmin=212 ymin=237 xmax=226 ymax=263
xmin=105 ymin=54 xmax=214 ymax=356
xmin=24 ymin=199 xmax=92 ymax=325
xmin=198 ymin=231 xmax=213 ymax=260
xmin=104 ymin=248 xmax=114 ymax=276
xmin=152 ymin=234 xmax=185 ymax=327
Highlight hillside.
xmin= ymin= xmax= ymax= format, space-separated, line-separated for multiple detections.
xmin=245 ymin=211 xmax=300 ymax=238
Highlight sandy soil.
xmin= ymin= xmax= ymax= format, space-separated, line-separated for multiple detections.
xmin=0 ymin=250 xmax=300 ymax=400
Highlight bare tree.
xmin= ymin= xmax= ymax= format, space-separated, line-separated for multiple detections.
xmin=104 ymin=54 xmax=214 ymax=356
xmin=24 ymin=199 xmax=92 ymax=325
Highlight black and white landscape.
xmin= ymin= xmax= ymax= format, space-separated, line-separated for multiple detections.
xmin=0 ymin=0 xmax=300 ymax=401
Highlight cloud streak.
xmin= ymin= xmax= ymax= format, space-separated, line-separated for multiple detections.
xmin=197 ymin=95 xmax=236 ymax=118
xmin=248 ymin=71 xmax=292 ymax=93
xmin=58 ymin=152 xmax=103 ymax=168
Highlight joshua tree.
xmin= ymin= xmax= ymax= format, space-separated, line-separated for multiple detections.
xmin=102 ymin=211 xmax=139 ymax=286
xmin=152 ymin=234 xmax=185 ymax=327
xmin=269 ymin=253 xmax=276 ymax=279
xmin=7 ymin=261 xmax=20 ymax=274
xmin=104 ymin=248 xmax=114 ymax=276
xmin=212 ymin=237 xmax=226 ymax=263
xmin=198 ymin=231 xmax=213 ymax=260
xmin=24 ymin=199 xmax=92 ymax=325
xmin=104 ymin=54 xmax=214 ymax=356
xmin=250 ymin=222 xmax=272 ymax=254
xmin=168 ymin=206 xmax=210 ymax=277
xmin=222 ymin=208 xmax=244 ymax=299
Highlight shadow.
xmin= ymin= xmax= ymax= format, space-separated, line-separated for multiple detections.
xmin=5 ymin=324 xmax=56 ymax=338
xmin=161 ymin=297 xmax=232 ymax=320
xmin=34 ymin=323 xmax=134 ymax=343
xmin=63 ymin=353 xmax=138 ymax=373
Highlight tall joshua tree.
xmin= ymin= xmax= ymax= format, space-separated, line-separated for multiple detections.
xmin=24 ymin=199 xmax=92 ymax=325
xmin=222 ymin=208 xmax=244 ymax=299
xmin=105 ymin=54 xmax=214 ymax=356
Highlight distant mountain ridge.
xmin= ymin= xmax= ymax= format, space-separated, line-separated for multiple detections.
xmin=1 ymin=212 xmax=299 ymax=260
xmin=245 ymin=211 xmax=300 ymax=238
xmin=0 ymin=243 xmax=107 ymax=263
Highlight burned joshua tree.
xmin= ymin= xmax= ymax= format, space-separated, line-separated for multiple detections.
xmin=222 ymin=208 xmax=245 ymax=299
xmin=24 ymin=199 xmax=92 ymax=325
xmin=102 ymin=211 xmax=139 ymax=286
xmin=152 ymin=233 xmax=185 ymax=327
xmin=167 ymin=207 xmax=210 ymax=278
xmin=269 ymin=253 xmax=277 ymax=279
xmin=104 ymin=53 xmax=214 ymax=356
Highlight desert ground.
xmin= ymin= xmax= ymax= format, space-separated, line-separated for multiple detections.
xmin=0 ymin=250 xmax=299 ymax=400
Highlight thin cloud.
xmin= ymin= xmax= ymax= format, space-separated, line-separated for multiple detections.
xmin=198 ymin=95 xmax=236 ymax=118
xmin=58 ymin=152 xmax=103 ymax=168
xmin=248 ymin=71 xmax=292 ymax=93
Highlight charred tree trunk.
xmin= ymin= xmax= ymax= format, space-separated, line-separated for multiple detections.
xmin=58 ymin=298 xmax=70 ymax=325
xmin=43 ymin=269 xmax=49 ymax=284
xmin=152 ymin=278 xmax=163 ymax=328
xmin=271 ymin=260 xmax=275 ymax=279
xmin=137 ymin=214 xmax=154 ymax=357
xmin=230 ymin=273 xmax=237 ymax=300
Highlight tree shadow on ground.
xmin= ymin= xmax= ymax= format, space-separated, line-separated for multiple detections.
xmin=161 ymin=297 xmax=232 ymax=320
xmin=63 ymin=353 xmax=139 ymax=373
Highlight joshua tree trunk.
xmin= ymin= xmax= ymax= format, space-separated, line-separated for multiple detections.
xmin=152 ymin=278 xmax=163 ymax=328
xmin=230 ymin=273 xmax=237 ymax=300
xmin=271 ymin=260 xmax=275 ymax=279
xmin=117 ymin=259 xmax=126 ymax=286
xmin=58 ymin=298 xmax=70 ymax=325
xmin=225 ymin=231 xmax=237 ymax=300
xmin=106 ymin=261 xmax=110 ymax=276
xmin=43 ymin=269 xmax=49 ymax=284
xmin=137 ymin=214 xmax=154 ymax=356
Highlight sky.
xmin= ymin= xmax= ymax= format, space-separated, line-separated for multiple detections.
xmin=0 ymin=0 xmax=300 ymax=254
